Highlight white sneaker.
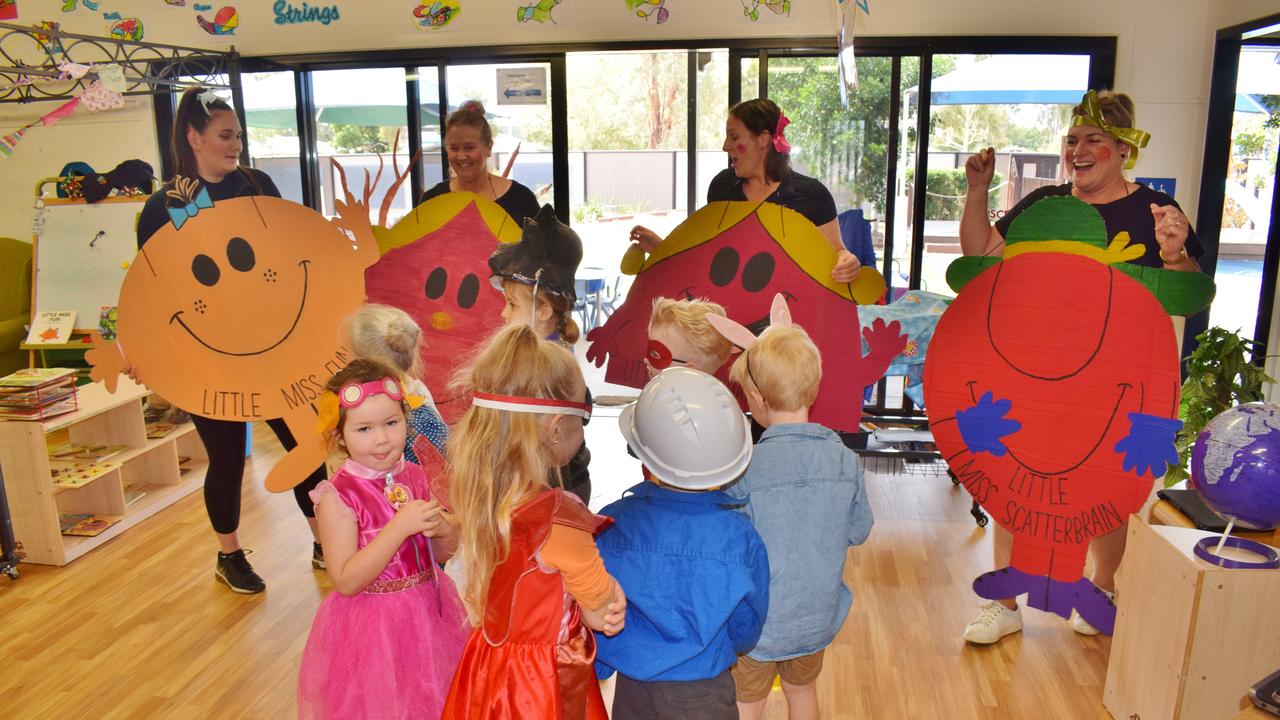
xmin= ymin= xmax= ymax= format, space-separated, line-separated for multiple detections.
xmin=963 ymin=601 xmax=1023 ymax=645
xmin=1070 ymin=589 xmax=1116 ymax=636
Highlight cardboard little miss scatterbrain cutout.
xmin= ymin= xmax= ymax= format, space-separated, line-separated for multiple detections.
xmin=86 ymin=178 xmax=380 ymax=492
xmin=586 ymin=201 xmax=902 ymax=432
xmin=923 ymin=196 xmax=1215 ymax=635
xmin=363 ymin=192 xmax=520 ymax=424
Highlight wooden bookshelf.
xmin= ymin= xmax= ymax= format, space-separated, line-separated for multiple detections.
xmin=0 ymin=378 xmax=207 ymax=565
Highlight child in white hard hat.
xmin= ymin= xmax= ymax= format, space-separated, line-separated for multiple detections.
xmin=593 ymin=367 xmax=770 ymax=719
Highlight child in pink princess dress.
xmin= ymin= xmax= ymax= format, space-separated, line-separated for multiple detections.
xmin=297 ymin=358 xmax=468 ymax=720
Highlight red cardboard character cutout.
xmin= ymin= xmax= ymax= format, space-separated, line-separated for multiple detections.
xmin=586 ymin=201 xmax=900 ymax=432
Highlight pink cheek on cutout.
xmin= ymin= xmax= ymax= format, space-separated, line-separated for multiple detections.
xmin=1094 ymin=147 xmax=1112 ymax=162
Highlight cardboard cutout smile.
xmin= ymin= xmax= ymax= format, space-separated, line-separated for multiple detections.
xmin=923 ymin=196 xmax=1212 ymax=635
xmin=87 ymin=179 xmax=380 ymax=492
xmin=364 ymin=192 xmax=520 ymax=424
xmin=586 ymin=201 xmax=900 ymax=432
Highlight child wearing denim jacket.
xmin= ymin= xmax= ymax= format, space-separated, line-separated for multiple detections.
xmin=595 ymin=367 xmax=770 ymax=720
xmin=713 ymin=303 xmax=874 ymax=720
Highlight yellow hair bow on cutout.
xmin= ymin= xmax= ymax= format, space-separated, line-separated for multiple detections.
xmin=1071 ymin=90 xmax=1150 ymax=170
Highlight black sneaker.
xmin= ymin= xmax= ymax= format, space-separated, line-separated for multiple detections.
xmin=311 ymin=542 xmax=325 ymax=570
xmin=215 ymin=549 xmax=265 ymax=594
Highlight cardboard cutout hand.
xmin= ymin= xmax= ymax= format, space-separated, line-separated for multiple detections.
xmin=956 ymin=391 xmax=1021 ymax=457
xmin=84 ymin=331 xmax=126 ymax=393
xmin=1114 ymin=412 xmax=1182 ymax=477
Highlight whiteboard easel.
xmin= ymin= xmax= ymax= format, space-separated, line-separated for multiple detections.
xmin=32 ymin=178 xmax=148 ymax=333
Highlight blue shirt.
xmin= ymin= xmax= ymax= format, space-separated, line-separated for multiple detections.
xmin=724 ymin=423 xmax=874 ymax=661
xmin=403 ymin=403 xmax=448 ymax=464
xmin=594 ymin=481 xmax=769 ymax=682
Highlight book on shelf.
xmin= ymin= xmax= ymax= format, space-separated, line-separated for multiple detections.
xmin=0 ymin=385 xmax=76 ymax=407
xmin=50 ymin=459 xmax=122 ymax=490
xmin=0 ymin=396 xmax=78 ymax=421
xmin=0 ymin=367 xmax=77 ymax=388
xmin=59 ymin=513 xmax=123 ymax=537
xmin=24 ymin=310 xmax=76 ymax=345
xmin=145 ymin=421 xmax=177 ymax=439
xmin=48 ymin=442 xmax=130 ymax=463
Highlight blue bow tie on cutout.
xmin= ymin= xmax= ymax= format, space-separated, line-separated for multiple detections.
xmin=168 ymin=187 xmax=214 ymax=230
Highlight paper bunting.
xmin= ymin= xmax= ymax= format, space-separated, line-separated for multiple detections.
xmin=0 ymin=121 xmax=36 ymax=159
xmin=41 ymin=96 xmax=80 ymax=125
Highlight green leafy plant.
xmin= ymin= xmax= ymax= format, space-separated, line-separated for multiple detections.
xmin=1166 ymin=326 xmax=1276 ymax=485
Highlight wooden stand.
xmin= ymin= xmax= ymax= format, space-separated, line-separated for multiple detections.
xmin=1104 ymin=520 xmax=1280 ymax=720
xmin=0 ymin=378 xmax=207 ymax=565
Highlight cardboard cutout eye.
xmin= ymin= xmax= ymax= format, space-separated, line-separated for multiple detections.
xmin=192 ymin=254 xmax=220 ymax=286
xmin=457 ymin=273 xmax=480 ymax=309
xmin=742 ymin=252 xmax=775 ymax=292
xmin=226 ymin=236 xmax=255 ymax=272
xmin=709 ymin=247 xmax=739 ymax=287
xmin=424 ymin=267 xmax=447 ymax=300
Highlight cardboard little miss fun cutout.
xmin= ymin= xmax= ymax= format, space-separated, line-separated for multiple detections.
xmin=363 ymin=192 xmax=521 ymax=423
xmin=87 ymin=177 xmax=380 ymax=492
xmin=586 ymin=201 xmax=902 ymax=432
xmin=923 ymin=196 xmax=1215 ymax=635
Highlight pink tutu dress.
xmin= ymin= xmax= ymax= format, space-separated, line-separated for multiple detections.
xmin=298 ymin=459 xmax=469 ymax=720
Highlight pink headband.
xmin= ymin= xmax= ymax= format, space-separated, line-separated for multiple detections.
xmin=773 ymin=112 xmax=791 ymax=154
xmin=471 ymin=391 xmax=592 ymax=421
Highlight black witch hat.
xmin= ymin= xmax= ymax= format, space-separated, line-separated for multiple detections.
xmin=488 ymin=204 xmax=583 ymax=302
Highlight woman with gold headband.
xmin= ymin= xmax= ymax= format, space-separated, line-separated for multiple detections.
xmin=956 ymin=90 xmax=1208 ymax=647
xmin=960 ymin=90 xmax=1202 ymax=272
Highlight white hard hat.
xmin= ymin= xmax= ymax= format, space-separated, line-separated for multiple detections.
xmin=618 ymin=367 xmax=753 ymax=490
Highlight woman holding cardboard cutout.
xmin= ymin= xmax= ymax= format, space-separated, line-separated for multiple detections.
xmin=628 ymin=98 xmax=862 ymax=284
xmin=136 ymin=87 xmax=326 ymax=595
xmin=418 ymin=100 xmax=541 ymax=227
xmin=957 ymin=90 xmax=1205 ymax=644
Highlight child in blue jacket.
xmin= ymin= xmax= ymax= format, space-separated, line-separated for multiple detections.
xmin=595 ymin=367 xmax=769 ymax=720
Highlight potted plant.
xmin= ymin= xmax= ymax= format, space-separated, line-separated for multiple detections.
xmin=1165 ymin=326 xmax=1276 ymax=485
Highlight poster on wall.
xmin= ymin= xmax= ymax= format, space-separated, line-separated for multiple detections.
xmin=515 ymin=0 xmax=562 ymax=25
xmin=412 ymin=0 xmax=461 ymax=30
xmin=739 ymin=0 xmax=790 ymax=23
xmin=0 ymin=0 xmax=17 ymax=21
xmin=496 ymin=67 xmax=548 ymax=105
xmin=624 ymin=0 xmax=668 ymax=24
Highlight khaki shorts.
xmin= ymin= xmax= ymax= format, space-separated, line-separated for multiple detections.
xmin=731 ymin=650 xmax=825 ymax=702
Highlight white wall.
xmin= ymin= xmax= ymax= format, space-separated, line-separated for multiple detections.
xmin=2 ymin=0 xmax=1278 ymax=244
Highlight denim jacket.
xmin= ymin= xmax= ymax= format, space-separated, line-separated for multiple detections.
xmin=724 ymin=422 xmax=874 ymax=661
xmin=594 ymin=481 xmax=770 ymax=682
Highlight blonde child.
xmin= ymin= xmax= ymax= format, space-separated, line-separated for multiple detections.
xmin=643 ymin=297 xmax=734 ymax=379
xmin=441 ymin=324 xmax=625 ymax=720
xmin=344 ymin=303 xmax=448 ymax=461
xmin=712 ymin=296 xmax=874 ymax=720
xmin=297 ymin=359 xmax=468 ymax=720
xmin=489 ymin=205 xmax=591 ymax=504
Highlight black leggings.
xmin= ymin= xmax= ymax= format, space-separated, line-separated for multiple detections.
xmin=191 ymin=415 xmax=325 ymax=535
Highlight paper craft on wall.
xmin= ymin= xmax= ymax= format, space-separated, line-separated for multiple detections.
xmin=33 ymin=21 xmax=64 ymax=59
xmin=516 ymin=0 xmax=561 ymax=24
xmin=413 ymin=0 xmax=461 ymax=29
xmin=625 ymin=0 xmax=668 ymax=23
xmin=586 ymin=201 xmax=898 ymax=432
xmin=107 ymin=17 xmax=145 ymax=41
xmin=363 ymin=192 xmax=520 ymax=424
xmin=61 ymin=0 xmax=99 ymax=12
xmin=0 ymin=0 xmax=17 ymax=21
xmin=740 ymin=0 xmax=789 ymax=22
xmin=197 ymin=6 xmax=237 ymax=34
xmin=923 ymin=196 xmax=1215 ymax=635
xmin=85 ymin=178 xmax=381 ymax=492
xmin=857 ymin=289 xmax=949 ymax=407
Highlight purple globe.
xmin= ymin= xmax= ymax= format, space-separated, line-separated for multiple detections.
xmin=1190 ymin=402 xmax=1280 ymax=530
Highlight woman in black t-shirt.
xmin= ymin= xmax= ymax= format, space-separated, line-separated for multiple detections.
xmin=957 ymin=90 xmax=1208 ymax=647
xmin=418 ymin=100 xmax=541 ymax=228
xmin=136 ymin=87 xmax=326 ymax=595
xmin=629 ymin=98 xmax=861 ymax=283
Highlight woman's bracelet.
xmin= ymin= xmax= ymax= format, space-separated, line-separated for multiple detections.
xmin=1159 ymin=246 xmax=1188 ymax=265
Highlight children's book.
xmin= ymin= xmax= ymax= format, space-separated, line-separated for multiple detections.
xmin=24 ymin=310 xmax=76 ymax=345
xmin=0 ymin=396 xmax=77 ymax=420
xmin=59 ymin=513 xmax=123 ymax=537
xmin=0 ymin=367 xmax=77 ymax=388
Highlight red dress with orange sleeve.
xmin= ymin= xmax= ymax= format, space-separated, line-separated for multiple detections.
xmin=442 ymin=489 xmax=613 ymax=720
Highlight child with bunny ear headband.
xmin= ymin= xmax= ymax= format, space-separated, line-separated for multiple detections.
xmin=708 ymin=294 xmax=875 ymax=720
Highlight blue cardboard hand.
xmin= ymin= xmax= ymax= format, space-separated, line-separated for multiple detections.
xmin=956 ymin=391 xmax=1021 ymax=457
xmin=1114 ymin=412 xmax=1183 ymax=477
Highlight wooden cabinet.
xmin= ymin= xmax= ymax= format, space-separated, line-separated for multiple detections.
xmin=0 ymin=379 xmax=207 ymax=565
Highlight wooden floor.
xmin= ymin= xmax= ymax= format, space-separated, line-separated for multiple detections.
xmin=1 ymin=425 xmax=1114 ymax=719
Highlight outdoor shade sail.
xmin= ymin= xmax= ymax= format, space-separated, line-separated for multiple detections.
xmin=237 ymin=68 xmax=458 ymax=129
xmin=911 ymin=54 xmax=1090 ymax=105
xmin=1237 ymin=49 xmax=1280 ymax=95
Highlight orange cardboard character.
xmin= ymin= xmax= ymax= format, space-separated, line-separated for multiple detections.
xmin=87 ymin=178 xmax=379 ymax=492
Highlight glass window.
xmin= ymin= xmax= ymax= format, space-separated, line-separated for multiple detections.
xmin=414 ymin=65 xmax=444 ymax=190
xmin=312 ymin=68 xmax=412 ymax=224
xmin=567 ymin=50 xmax=690 ymax=257
xmin=440 ymin=62 xmax=555 ymax=206
xmin=696 ymin=50 xmax=730 ymax=210
xmin=1208 ymin=46 xmax=1277 ymax=339
xmin=919 ymin=53 xmax=1089 ymax=295
xmin=241 ymin=71 xmax=304 ymax=204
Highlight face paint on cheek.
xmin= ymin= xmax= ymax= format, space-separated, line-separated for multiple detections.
xmin=1094 ymin=147 xmax=1112 ymax=163
xmin=736 ymin=144 xmax=746 ymax=154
